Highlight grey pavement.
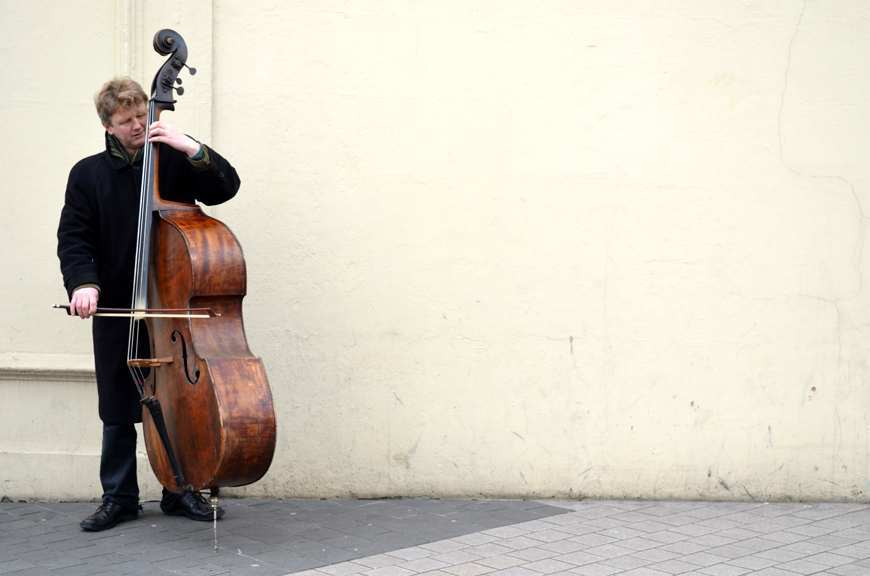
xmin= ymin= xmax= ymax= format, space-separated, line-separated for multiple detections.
xmin=2 ymin=499 xmax=870 ymax=576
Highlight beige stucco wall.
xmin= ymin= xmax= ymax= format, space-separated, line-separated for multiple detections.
xmin=3 ymin=0 xmax=870 ymax=502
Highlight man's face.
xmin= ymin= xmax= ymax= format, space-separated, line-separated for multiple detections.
xmin=104 ymin=103 xmax=147 ymax=155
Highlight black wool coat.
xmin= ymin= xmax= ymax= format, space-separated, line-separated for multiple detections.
xmin=57 ymin=135 xmax=241 ymax=424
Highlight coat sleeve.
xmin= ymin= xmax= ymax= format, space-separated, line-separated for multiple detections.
xmin=160 ymin=142 xmax=241 ymax=206
xmin=57 ymin=161 xmax=101 ymax=300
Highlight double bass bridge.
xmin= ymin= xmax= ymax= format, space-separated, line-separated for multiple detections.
xmin=127 ymin=357 xmax=173 ymax=368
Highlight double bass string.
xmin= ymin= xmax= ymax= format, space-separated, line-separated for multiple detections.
xmin=127 ymin=94 xmax=159 ymax=398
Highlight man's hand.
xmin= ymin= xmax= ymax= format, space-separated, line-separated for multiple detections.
xmin=70 ymin=287 xmax=99 ymax=319
xmin=148 ymin=121 xmax=200 ymax=157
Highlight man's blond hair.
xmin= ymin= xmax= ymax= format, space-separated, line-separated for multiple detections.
xmin=94 ymin=77 xmax=148 ymax=126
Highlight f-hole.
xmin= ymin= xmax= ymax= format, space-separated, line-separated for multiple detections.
xmin=171 ymin=330 xmax=200 ymax=385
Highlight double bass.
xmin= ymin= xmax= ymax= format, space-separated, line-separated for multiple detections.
xmin=124 ymin=30 xmax=276 ymax=501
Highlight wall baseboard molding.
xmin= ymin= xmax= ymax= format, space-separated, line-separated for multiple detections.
xmin=0 ymin=353 xmax=95 ymax=383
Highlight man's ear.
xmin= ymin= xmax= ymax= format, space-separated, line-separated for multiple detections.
xmin=102 ymin=123 xmax=113 ymax=135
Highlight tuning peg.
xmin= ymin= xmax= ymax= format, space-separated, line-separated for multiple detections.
xmin=171 ymin=57 xmax=196 ymax=76
xmin=160 ymin=72 xmax=185 ymax=96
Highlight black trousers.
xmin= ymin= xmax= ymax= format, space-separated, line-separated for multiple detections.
xmin=99 ymin=423 xmax=183 ymax=512
xmin=100 ymin=423 xmax=139 ymax=511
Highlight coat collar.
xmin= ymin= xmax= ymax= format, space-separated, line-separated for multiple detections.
xmin=105 ymin=132 xmax=143 ymax=169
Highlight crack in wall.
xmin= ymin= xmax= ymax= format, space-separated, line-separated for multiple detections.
xmin=778 ymin=0 xmax=865 ymax=307
xmin=778 ymin=0 xmax=805 ymax=177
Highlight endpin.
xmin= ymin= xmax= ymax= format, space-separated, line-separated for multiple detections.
xmin=211 ymin=487 xmax=220 ymax=553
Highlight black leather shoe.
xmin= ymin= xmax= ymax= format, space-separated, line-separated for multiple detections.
xmin=80 ymin=501 xmax=138 ymax=531
xmin=164 ymin=492 xmax=225 ymax=522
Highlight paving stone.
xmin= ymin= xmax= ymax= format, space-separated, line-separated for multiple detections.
xmin=776 ymin=557 xmax=832 ymax=574
xmin=505 ymin=546 xmax=561 ymax=562
xmin=694 ymin=563 xmax=751 ymax=576
xmin=481 ymin=567 xmax=538 ymax=576
xmin=419 ymin=540 xmax=469 ymax=554
xmin=631 ymin=520 xmax=683 ymax=534
xmin=564 ymin=533 xmax=619 ymax=549
xmin=0 ymin=559 xmax=37 ymax=574
xmin=646 ymin=558 xmax=703 ymax=574
xmin=474 ymin=555 xmax=527 ymax=570
xmin=808 ymin=551 xmax=859 ymax=568
xmin=780 ymin=540 xmax=838 ymax=556
xmin=619 ymin=536 xmax=667 ymax=552
xmin=353 ymin=554 xmax=408 ymax=569
xmin=479 ymin=526 xmax=529 ymax=539
xmin=628 ymin=547 xmax=680 ymax=564
xmin=524 ymin=529 xmax=572 ymax=543
xmin=686 ymin=534 xmax=738 ymax=548
xmin=316 ymin=563 xmax=372 ymax=576
xmin=679 ymin=551 xmax=732 ymax=567
xmin=733 ymin=536 xmax=788 ymax=555
xmin=49 ymin=564 xmax=119 ymax=576
xmin=704 ymin=544 xmax=757 ymax=559
xmin=668 ymin=523 xmax=721 ymax=537
xmin=827 ymin=565 xmax=870 ymax=576
xmin=520 ymin=557 xmax=575 ymax=573
xmin=461 ymin=543 xmax=514 ymax=558
xmin=429 ymin=550 xmax=484 ymax=565
xmin=754 ymin=547 xmax=808 ymax=563
xmin=442 ymin=562 xmax=496 ymax=576
xmin=583 ymin=543 xmax=635 ymax=558
xmin=786 ymin=523 xmax=839 ymax=538
xmin=449 ymin=533 xmax=499 ymax=547
xmin=832 ymin=544 xmax=870 ymax=560
xmin=535 ymin=513 xmax=587 ymax=527
xmin=545 ymin=522 xmax=600 ymax=537
xmin=547 ymin=550 xmax=602 ymax=566
xmin=386 ymin=547 xmax=437 ymax=561
xmin=598 ymin=526 xmax=649 ymax=540
xmin=658 ymin=540 xmax=712 ymax=555
xmin=726 ymin=555 xmax=779 ymax=570
xmin=569 ymin=564 xmax=622 ymax=576
xmin=806 ymin=534 xmax=862 ymax=548
xmin=599 ymin=553 xmax=655 ymax=570
xmin=363 ymin=566 xmax=416 ymax=576
xmin=618 ymin=568 xmax=671 ymax=576
xmin=643 ymin=530 xmax=691 ymax=545
xmin=396 ymin=557 xmax=450 ymax=572
xmin=536 ymin=539 xmax=589 ymax=554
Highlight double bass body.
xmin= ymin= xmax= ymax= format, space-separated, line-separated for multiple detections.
xmin=142 ymin=205 xmax=276 ymax=492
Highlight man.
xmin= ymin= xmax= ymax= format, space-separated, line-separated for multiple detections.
xmin=57 ymin=77 xmax=241 ymax=531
